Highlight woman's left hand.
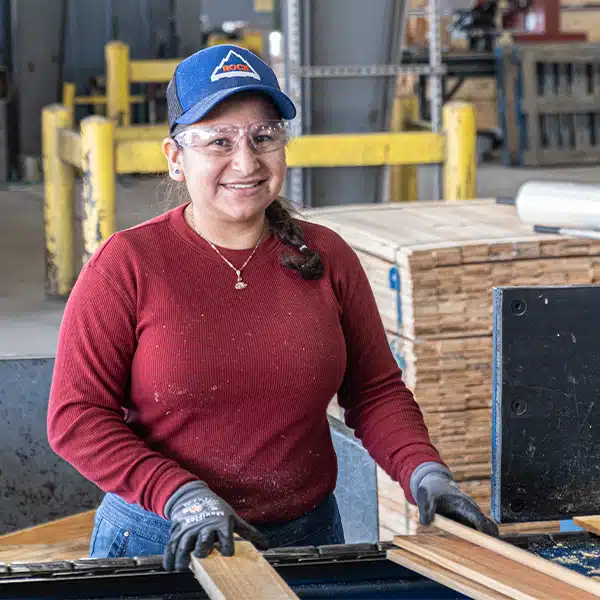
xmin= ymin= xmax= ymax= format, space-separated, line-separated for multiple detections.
xmin=410 ymin=462 xmax=499 ymax=537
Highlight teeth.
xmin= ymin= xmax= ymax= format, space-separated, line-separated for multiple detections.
xmin=227 ymin=183 xmax=259 ymax=189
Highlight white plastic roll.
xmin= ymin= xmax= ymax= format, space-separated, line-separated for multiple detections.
xmin=516 ymin=181 xmax=600 ymax=230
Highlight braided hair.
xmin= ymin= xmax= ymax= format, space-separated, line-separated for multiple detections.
xmin=265 ymin=197 xmax=324 ymax=280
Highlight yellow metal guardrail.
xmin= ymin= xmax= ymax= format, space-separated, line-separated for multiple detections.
xmin=41 ymin=96 xmax=476 ymax=297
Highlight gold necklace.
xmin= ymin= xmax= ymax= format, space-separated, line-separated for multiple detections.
xmin=189 ymin=208 xmax=264 ymax=290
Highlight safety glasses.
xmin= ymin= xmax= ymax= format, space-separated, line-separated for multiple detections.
xmin=173 ymin=120 xmax=291 ymax=156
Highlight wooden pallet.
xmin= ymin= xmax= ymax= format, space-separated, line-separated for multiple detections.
xmin=497 ymin=42 xmax=600 ymax=167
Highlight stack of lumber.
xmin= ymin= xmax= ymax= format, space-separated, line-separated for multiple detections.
xmin=305 ymin=200 xmax=600 ymax=536
xmin=451 ymin=78 xmax=497 ymax=131
xmin=404 ymin=0 xmax=453 ymax=51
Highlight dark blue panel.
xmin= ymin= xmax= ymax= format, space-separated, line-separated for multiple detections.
xmin=491 ymin=286 xmax=600 ymax=523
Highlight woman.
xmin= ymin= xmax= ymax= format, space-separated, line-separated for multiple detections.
xmin=47 ymin=44 xmax=497 ymax=573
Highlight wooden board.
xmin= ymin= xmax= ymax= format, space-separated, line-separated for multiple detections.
xmin=394 ymin=533 xmax=599 ymax=600
xmin=388 ymin=546 xmax=511 ymax=600
xmin=190 ymin=541 xmax=298 ymax=600
xmin=0 ymin=540 xmax=89 ymax=562
xmin=424 ymin=514 xmax=600 ymax=597
xmin=0 ymin=510 xmax=95 ymax=547
xmin=574 ymin=516 xmax=600 ymax=536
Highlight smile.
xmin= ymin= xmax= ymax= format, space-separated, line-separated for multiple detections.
xmin=222 ymin=181 xmax=264 ymax=189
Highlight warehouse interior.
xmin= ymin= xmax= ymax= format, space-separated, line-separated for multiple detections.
xmin=3 ymin=0 xmax=600 ymax=597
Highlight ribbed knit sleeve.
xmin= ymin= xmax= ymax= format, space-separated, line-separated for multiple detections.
xmin=47 ymin=251 xmax=197 ymax=518
xmin=332 ymin=238 xmax=446 ymax=504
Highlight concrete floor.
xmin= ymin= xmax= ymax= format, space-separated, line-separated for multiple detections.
xmin=2 ymin=161 xmax=600 ymax=357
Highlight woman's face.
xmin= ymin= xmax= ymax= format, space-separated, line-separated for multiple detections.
xmin=163 ymin=94 xmax=288 ymax=226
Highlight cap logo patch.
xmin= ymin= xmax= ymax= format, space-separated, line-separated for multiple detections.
xmin=211 ymin=50 xmax=261 ymax=82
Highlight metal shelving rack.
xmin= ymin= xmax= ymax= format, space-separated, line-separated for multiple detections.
xmin=282 ymin=0 xmax=446 ymax=206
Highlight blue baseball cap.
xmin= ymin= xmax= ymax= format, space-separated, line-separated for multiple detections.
xmin=167 ymin=44 xmax=297 ymax=134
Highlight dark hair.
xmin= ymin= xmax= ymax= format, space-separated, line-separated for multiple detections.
xmin=266 ymin=197 xmax=324 ymax=280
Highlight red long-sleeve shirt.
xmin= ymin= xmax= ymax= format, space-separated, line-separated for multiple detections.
xmin=47 ymin=202 xmax=444 ymax=523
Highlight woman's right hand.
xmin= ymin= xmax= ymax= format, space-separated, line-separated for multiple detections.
xmin=163 ymin=481 xmax=270 ymax=571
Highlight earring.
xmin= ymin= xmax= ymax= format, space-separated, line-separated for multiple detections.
xmin=174 ymin=169 xmax=180 ymax=175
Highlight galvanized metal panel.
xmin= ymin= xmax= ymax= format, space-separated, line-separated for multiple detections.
xmin=175 ymin=0 xmax=205 ymax=58
xmin=63 ymin=0 xmax=159 ymax=93
xmin=282 ymin=0 xmax=409 ymax=207
xmin=200 ymin=0 xmax=271 ymax=30
xmin=62 ymin=0 xmax=268 ymax=109
xmin=11 ymin=0 xmax=64 ymax=158
xmin=0 ymin=357 xmax=103 ymax=535
xmin=330 ymin=417 xmax=378 ymax=543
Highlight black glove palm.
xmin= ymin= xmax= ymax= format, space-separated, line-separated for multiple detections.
xmin=163 ymin=481 xmax=270 ymax=572
xmin=411 ymin=462 xmax=499 ymax=537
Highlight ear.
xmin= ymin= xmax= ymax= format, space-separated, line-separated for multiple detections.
xmin=162 ymin=137 xmax=185 ymax=181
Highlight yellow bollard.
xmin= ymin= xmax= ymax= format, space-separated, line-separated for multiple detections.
xmin=41 ymin=105 xmax=76 ymax=297
xmin=443 ymin=101 xmax=476 ymax=201
xmin=105 ymin=40 xmax=130 ymax=126
xmin=62 ymin=83 xmax=76 ymax=127
xmin=389 ymin=95 xmax=419 ymax=202
xmin=80 ymin=116 xmax=116 ymax=263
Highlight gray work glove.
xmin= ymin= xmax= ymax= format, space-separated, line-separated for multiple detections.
xmin=410 ymin=462 xmax=499 ymax=537
xmin=163 ymin=481 xmax=270 ymax=572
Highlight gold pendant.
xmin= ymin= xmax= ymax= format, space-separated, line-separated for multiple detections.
xmin=235 ymin=271 xmax=248 ymax=290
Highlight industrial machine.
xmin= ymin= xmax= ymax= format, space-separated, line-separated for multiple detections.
xmin=0 ymin=545 xmax=476 ymax=599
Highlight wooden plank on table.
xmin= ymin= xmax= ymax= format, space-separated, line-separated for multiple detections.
xmin=410 ymin=513 xmax=600 ymax=597
xmin=190 ymin=541 xmax=298 ymax=600
xmin=0 ymin=540 xmax=90 ymax=562
xmin=394 ymin=533 xmax=597 ymax=600
xmin=0 ymin=510 xmax=95 ymax=546
xmin=573 ymin=515 xmax=600 ymax=536
xmin=387 ymin=546 xmax=511 ymax=600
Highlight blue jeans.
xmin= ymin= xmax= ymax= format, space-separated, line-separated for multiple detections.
xmin=89 ymin=492 xmax=345 ymax=558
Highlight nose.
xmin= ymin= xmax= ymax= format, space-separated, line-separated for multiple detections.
xmin=230 ymin=136 xmax=260 ymax=176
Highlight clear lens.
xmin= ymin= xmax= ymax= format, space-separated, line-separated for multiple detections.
xmin=174 ymin=120 xmax=290 ymax=155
